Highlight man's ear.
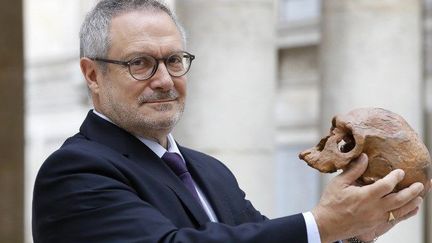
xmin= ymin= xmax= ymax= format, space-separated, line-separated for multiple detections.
xmin=80 ymin=57 xmax=101 ymax=94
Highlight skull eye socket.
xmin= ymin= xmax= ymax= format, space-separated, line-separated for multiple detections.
xmin=338 ymin=132 xmax=355 ymax=153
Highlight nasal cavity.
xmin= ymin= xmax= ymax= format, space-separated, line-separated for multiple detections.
xmin=316 ymin=136 xmax=330 ymax=152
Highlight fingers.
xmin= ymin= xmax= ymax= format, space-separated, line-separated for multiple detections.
xmin=387 ymin=198 xmax=421 ymax=228
xmin=364 ymin=169 xmax=405 ymax=197
xmin=380 ymin=183 xmax=423 ymax=227
xmin=395 ymin=205 xmax=420 ymax=222
xmin=384 ymin=183 xmax=424 ymax=211
xmin=339 ymin=153 xmax=368 ymax=184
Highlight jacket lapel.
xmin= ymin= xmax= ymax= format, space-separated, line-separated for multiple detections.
xmin=128 ymin=151 xmax=210 ymax=226
xmin=180 ymin=147 xmax=236 ymax=225
xmin=79 ymin=111 xmax=210 ymax=226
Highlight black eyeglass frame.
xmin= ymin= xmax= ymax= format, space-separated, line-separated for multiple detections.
xmin=90 ymin=51 xmax=195 ymax=81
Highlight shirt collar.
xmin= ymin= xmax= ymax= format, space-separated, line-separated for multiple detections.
xmin=136 ymin=133 xmax=183 ymax=160
xmin=93 ymin=109 xmax=112 ymax=123
xmin=92 ymin=109 xmax=184 ymax=161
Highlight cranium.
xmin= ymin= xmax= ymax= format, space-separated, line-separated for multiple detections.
xmin=299 ymin=107 xmax=431 ymax=196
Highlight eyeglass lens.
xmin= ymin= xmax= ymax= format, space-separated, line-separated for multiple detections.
xmin=129 ymin=52 xmax=192 ymax=80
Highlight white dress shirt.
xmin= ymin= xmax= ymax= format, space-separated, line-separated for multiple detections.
xmin=92 ymin=110 xmax=322 ymax=242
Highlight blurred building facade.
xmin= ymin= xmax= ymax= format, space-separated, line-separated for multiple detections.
xmin=20 ymin=0 xmax=432 ymax=242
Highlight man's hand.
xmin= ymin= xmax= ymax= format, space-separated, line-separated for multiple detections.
xmin=355 ymin=181 xmax=431 ymax=242
xmin=311 ymin=153 xmax=425 ymax=243
xmin=354 ymin=187 xmax=422 ymax=242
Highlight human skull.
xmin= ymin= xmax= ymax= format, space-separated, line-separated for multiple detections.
xmin=299 ymin=107 xmax=431 ymax=196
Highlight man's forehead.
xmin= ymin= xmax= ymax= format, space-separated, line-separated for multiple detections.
xmin=109 ymin=10 xmax=183 ymax=56
xmin=119 ymin=41 xmax=183 ymax=59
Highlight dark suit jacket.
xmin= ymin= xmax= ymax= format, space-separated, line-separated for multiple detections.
xmin=32 ymin=111 xmax=308 ymax=243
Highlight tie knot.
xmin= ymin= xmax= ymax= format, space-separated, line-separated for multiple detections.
xmin=162 ymin=152 xmax=188 ymax=176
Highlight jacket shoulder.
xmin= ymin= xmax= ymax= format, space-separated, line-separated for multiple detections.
xmin=36 ymin=133 xmax=127 ymax=181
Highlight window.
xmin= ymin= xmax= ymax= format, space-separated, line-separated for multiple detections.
xmin=279 ymin=0 xmax=321 ymax=24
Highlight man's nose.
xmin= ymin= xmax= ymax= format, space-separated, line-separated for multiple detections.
xmin=149 ymin=62 xmax=174 ymax=91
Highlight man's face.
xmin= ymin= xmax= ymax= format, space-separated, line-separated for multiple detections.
xmin=94 ymin=10 xmax=186 ymax=140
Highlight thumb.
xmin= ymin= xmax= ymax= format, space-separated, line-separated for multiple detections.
xmin=339 ymin=153 xmax=368 ymax=183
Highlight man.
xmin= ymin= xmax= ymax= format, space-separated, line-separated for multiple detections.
xmin=32 ymin=0 xmax=427 ymax=242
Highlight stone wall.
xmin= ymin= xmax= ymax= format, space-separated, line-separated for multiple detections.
xmin=0 ymin=1 xmax=24 ymax=242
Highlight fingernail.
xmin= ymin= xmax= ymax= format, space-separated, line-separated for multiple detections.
xmin=358 ymin=153 xmax=367 ymax=163
xmin=397 ymin=169 xmax=405 ymax=179
xmin=416 ymin=198 xmax=423 ymax=206
xmin=399 ymin=170 xmax=405 ymax=179
xmin=413 ymin=183 xmax=424 ymax=193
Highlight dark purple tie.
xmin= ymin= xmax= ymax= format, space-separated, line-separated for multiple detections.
xmin=162 ymin=152 xmax=201 ymax=203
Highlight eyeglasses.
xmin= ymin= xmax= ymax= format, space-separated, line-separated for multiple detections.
xmin=90 ymin=51 xmax=195 ymax=81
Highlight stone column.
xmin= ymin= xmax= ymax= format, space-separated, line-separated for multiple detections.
xmin=175 ymin=0 xmax=277 ymax=216
xmin=320 ymin=1 xmax=423 ymax=242
xmin=424 ymin=5 xmax=432 ymax=241
xmin=425 ymin=59 xmax=432 ymax=243
xmin=0 ymin=0 xmax=24 ymax=242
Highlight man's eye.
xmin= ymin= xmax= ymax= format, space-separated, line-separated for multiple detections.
xmin=130 ymin=57 xmax=153 ymax=67
xmin=168 ymin=56 xmax=182 ymax=64
xmin=131 ymin=59 xmax=145 ymax=66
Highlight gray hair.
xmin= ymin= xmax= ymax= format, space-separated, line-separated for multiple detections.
xmin=79 ymin=0 xmax=186 ymax=60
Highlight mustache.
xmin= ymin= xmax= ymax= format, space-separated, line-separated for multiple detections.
xmin=138 ymin=89 xmax=179 ymax=104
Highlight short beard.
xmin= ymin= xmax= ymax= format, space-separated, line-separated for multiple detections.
xmin=101 ymin=83 xmax=185 ymax=140
xmin=134 ymin=102 xmax=184 ymax=131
